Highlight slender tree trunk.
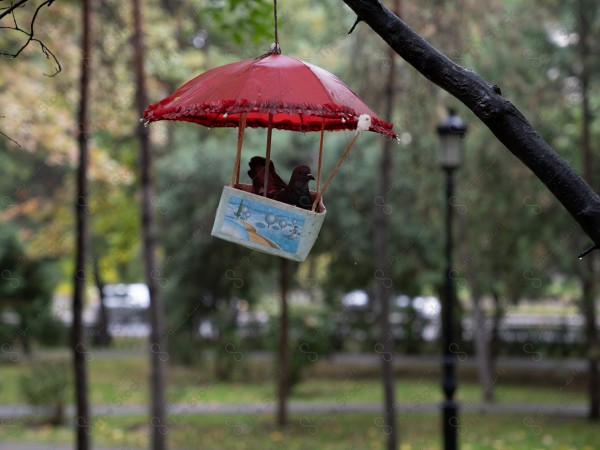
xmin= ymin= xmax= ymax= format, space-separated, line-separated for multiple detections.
xmin=132 ymin=1 xmax=168 ymax=447
xmin=373 ymin=1 xmax=400 ymax=448
xmin=72 ymin=0 xmax=92 ymax=448
xmin=472 ymin=293 xmax=493 ymax=403
xmin=92 ymin=257 xmax=112 ymax=346
xmin=18 ymin=313 xmax=32 ymax=356
xmin=277 ymin=258 xmax=289 ymax=428
xmin=486 ymin=292 xmax=503 ymax=387
xmin=578 ymin=1 xmax=599 ymax=421
xmin=582 ymin=275 xmax=599 ymax=419
xmin=341 ymin=0 xmax=600 ymax=248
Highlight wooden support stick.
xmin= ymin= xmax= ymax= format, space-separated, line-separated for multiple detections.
xmin=264 ymin=113 xmax=274 ymax=197
xmin=231 ymin=112 xmax=247 ymax=186
xmin=312 ymin=120 xmax=326 ymax=212
xmin=312 ymin=132 xmax=360 ymax=211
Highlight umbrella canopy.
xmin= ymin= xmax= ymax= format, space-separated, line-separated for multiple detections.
xmin=143 ymin=53 xmax=395 ymax=138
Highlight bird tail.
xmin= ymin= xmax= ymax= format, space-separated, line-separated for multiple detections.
xmin=247 ymin=156 xmax=287 ymax=195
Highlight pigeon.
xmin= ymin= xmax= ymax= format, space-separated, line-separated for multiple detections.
xmin=268 ymin=165 xmax=315 ymax=210
xmin=247 ymin=156 xmax=287 ymax=195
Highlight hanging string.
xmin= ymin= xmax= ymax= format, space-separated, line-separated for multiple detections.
xmin=272 ymin=0 xmax=281 ymax=54
xmin=274 ymin=0 xmax=278 ymax=44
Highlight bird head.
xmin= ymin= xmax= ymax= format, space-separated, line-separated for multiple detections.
xmin=292 ymin=165 xmax=315 ymax=182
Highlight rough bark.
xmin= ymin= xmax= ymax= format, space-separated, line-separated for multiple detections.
xmin=72 ymin=0 xmax=91 ymax=448
xmin=132 ymin=1 xmax=168 ymax=448
xmin=577 ymin=1 xmax=600 ymax=420
xmin=341 ymin=0 xmax=600 ymax=250
xmin=372 ymin=1 xmax=400 ymax=448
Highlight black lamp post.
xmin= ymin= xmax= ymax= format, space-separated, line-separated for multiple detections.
xmin=437 ymin=108 xmax=467 ymax=450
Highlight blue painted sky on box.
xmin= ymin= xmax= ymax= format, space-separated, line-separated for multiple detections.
xmin=221 ymin=195 xmax=306 ymax=254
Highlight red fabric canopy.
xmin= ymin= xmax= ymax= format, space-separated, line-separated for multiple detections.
xmin=143 ymin=53 xmax=396 ymax=138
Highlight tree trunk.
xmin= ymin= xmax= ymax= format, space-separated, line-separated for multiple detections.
xmin=19 ymin=313 xmax=32 ymax=356
xmin=373 ymin=1 xmax=400 ymax=448
xmin=72 ymin=0 xmax=92 ymax=448
xmin=582 ymin=275 xmax=599 ymax=420
xmin=92 ymin=257 xmax=112 ymax=347
xmin=490 ymin=293 xmax=503 ymax=375
xmin=341 ymin=0 xmax=600 ymax=249
xmin=577 ymin=1 xmax=600 ymax=421
xmin=472 ymin=294 xmax=493 ymax=403
xmin=51 ymin=402 xmax=66 ymax=427
xmin=132 ymin=1 xmax=168 ymax=448
xmin=277 ymin=258 xmax=289 ymax=428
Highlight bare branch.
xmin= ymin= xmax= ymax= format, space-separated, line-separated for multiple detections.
xmin=0 ymin=0 xmax=29 ymax=21
xmin=0 ymin=0 xmax=60 ymax=76
xmin=0 ymin=116 xmax=21 ymax=147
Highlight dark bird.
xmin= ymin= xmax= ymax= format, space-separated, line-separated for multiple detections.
xmin=268 ymin=165 xmax=315 ymax=210
xmin=247 ymin=156 xmax=287 ymax=195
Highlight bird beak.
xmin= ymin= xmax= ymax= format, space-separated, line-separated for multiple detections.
xmin=308 ymin=174 xmax=315 ymax=181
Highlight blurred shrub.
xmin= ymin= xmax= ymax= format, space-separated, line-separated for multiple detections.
xmin=168 ymin=332 xmax=201 ymax=366
xmin=269 ymin=309 xmax=335 ymax=394
xmin=19 ymin=358 xmax=71 ymax=425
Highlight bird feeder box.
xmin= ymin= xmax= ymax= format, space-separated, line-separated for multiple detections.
xmin=143 ymin=51 xmax=395 ymax=261
xmin=212 ymin=184 xmax=326 ymax=261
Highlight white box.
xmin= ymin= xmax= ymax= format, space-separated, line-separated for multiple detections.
xmin=211 ymin=184 xmax=326 ymax=261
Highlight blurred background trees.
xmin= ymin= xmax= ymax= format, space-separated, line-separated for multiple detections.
xmin=1 ymin=0 xmax=599 ymax=428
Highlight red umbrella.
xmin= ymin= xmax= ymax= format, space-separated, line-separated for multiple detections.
xmin=144 ymin=51 xmax=396 ymax=212
xmin=143 ymin=53 xmax=395 ymax=138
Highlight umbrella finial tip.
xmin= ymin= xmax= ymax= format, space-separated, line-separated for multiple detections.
xmin=270 ymin=42 xmax=281 ymax=54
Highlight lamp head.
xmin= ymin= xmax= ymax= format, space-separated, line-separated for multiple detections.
xmin=437 ymin=108 xmax=467 ymax=169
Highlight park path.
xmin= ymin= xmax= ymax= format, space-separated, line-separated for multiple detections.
xmin=0 ymin=444 xmax=117 ymax=450
xmin=0 ymin=400 xmax=588 ymax=418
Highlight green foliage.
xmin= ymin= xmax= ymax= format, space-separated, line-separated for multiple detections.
xmin=206 ymin=0 xmax=273 ymax=45
xmin=268 ymin=308 xmax=335 ymax=393
xmin=0 ymin=225 xmax=63 ymax=351
xmin=0 ymin=225 xmax=25 ymax=299
xmin=156 ymin=126 xmax=283 ymax=364
xmin=2 ymin=0 xmax=600 ymax=367
xmin=19 ymin=358 xmax=71 ymax=425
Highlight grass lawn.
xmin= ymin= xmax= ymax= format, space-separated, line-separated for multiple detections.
xmin=1 ymin=351 xmax=595 ymax=449
xmin=4 ymin=412 xmax=598 ymax=449
xmin=0 ymin=351 xmax=587 ymax=408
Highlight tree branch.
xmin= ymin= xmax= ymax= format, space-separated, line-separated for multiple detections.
xmin=0 ymin=0 xmax=60 ymax=76
xmin=0 ymin=0 xmax=29 ymax=21
xmin=341 ymin=0 xmax=600 ymax=252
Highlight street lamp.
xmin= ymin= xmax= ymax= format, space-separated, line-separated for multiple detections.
xmin=437 ymin=107 xmax=467 ymax=450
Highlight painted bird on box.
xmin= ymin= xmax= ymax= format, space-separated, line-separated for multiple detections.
xmin=248 ymin=157 xmax=315 ymax=210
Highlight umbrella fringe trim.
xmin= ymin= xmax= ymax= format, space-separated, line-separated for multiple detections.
xmin=144 ymin=101 xmax=395 ymax=137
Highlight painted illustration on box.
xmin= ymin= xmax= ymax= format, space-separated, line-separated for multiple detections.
xmin=219 ymin=195 xmax=305 ymax=254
